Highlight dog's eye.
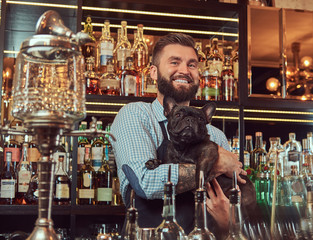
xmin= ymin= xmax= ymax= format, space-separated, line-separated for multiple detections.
xmin=199 ymin=117 xmax=205 ymax=122
xmin=175 ymin=113 xmax=181 ymax=117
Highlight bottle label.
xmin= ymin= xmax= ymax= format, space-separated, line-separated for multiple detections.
xmin=233 ymin=61 xmax=239 ymax=79
xmin=97 ymin=187 xmax=113 ymax=201
xmin=212 ymin=59 xmax=223 ymax=77
xmin=92 ymin=160 xmax=102 ymax=171
xmin=53 ymin=152 xmax=66 ymax=164
xmin=100 ymin=42 xmax=114 ymax=66
xmin=117 ymin=49 xmax=131 ymax=67
xmin=79 ymin=189 xmax=95 ymax=199
xmin=1 ymin=179 xmax=16 ymax=198
xmin=77 ymin=147 xmax=85 ymax=166
xmin=244 ymin=152 xmax=250 ymax=167
xmin=288 ymin=151 xmax=300 ymax=162
xmin=83 ymin=173 xmax=92 ymax=187
xmin=4 ymin=148 xmax=20 ymax=162
xmin=101 ymin=78 xmax=120 ymax=89
xmin=92 ymin=146 xmax=103 ymax=171
xmin=125 ymin=75 xmax=136 ymax=95
xmin=18 ymin=170 xmax=31 ymax=192
xmin=28 ymin=148 xmax=41 ymax=162
xmin=56 ymin=183 xmax=70 ymax=199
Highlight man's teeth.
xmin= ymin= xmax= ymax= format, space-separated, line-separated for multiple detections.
xmin=175 ymin=79 xmax=188 ymax=83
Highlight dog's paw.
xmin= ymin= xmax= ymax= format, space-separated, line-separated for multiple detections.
xmin=145 ymin=159 xmax=162 ymax=170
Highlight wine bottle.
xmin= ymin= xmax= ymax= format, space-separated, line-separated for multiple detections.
xmin=0 ymin=152 xmax=17 ymax=205
xmin=155 ymin=165 xmax=187 ymax=240
xmin=54 ymin=155 xmax=71 ymax=205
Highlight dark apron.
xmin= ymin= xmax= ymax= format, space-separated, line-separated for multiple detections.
xmin=123 ymin=121 xmax=195 ymax=235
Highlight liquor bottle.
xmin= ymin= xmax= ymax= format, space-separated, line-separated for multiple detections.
xmin=96 ymin=155 xmax=113 ymax=205
xmin=78 ymin=121 xmax=89 ymax=172
xmin=307 ymin=132 xmax=313 ymax=153
xmin=244 ymin=135 xmax=254 ymax=182
xmin=188 ymin=171 xmax=216 ymax=240
xmin=4 ymin=134 xmax=21 ymax=173
xmin=0 ymin=152 xmax=16 ymax=205
xmin=54 ymin=155 xmax=71 ymax=205
xmin=201 ymin=64 xmax=221 ymax=101
xmin=77 ymin=149 xmax=96 ymax=205
xmin=155 ymin=165 xmax=187 ymax=240
xmin=28 ymin=136 xmax=40 ymax=177
xmin=85 ymin=56 xmax=101 ymax=95
xmin=16 ymin=138 xmax=31 ymax=205
xmin=299 ymin=182 xmax=313 ymax=238
xmin=97 ymin=20 xmax=114 ymax=74
xmin=283 ymin=132 xmax=302 ymax=176
xmin=221 ymin=46 xmax=235 ymax=101
xmin=131 ymin=24 xmax=149 ymax=72
xmin=124 ymin=190 xmax=139 ymax=240
xmin=96 ymin=224 xmax=112 ymax=240
xmin=25 ymin=153 xmax=39 ymax=205
xmin=207 ymin=38 xmax=223 ymax=78
xmin=232 ymin=40 xmax=239 ymax=100
xmin=81 ymin=16 xmax=96 ymax=60
xmin=99 ymin=58 xmax=120 ymax=96
xmin=251 ymin=132 xmax=267 ymax=171
xmin=232 ymin=136 xmax=239 ymax=157
xmin=284 ymin=165 xmax=307 ymax=207
xmin=300 ymin=139 xmax=313 ymax=181
xmin=141 ymin=56 xmax=157 ymax=98
xmin=113 ymin=21 xmax=131 ymax=74
xmin=195 ymin=41 xmax=206 ymax=74
xmin=225 ymin=172 xmax=247 ymax=240
xmin=91 ymin=121 xmax=105 ymax=171
xmin=120 ymin=57 xmax=139 ymax=96
xmin=203 ymin=44 xmax=211 ymax=62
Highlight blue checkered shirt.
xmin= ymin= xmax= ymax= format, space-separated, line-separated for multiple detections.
xmin=110 ymin=99 xmax=230 ymax=203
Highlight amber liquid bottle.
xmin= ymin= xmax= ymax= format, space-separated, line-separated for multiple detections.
xmin=120 ymin=57 xmax=139 ymax=96
xmin=85 ymin=57 xmax=101 ymax=95
xmin=54 ymin=155 xmax=71 ymax=205
xmin=221 ymin=46 xmax=235 ymax=101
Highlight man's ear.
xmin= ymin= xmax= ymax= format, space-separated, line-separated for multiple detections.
xmin=150 ymin=65 xmax=158 ymax=81
xmin=202 ymin=102 xmax=216 ymax=124
xmin=163 ymin=96 xmax=177 ymax=117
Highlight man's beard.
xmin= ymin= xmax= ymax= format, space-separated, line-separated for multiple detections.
xmin=157 ymin=71 xmax=199 ymax=103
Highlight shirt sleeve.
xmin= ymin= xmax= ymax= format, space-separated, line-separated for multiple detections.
xmin=207 ymin=124 xmax=231 ymax=152
xmin=110 ymin=103 xmax=179 ymax=202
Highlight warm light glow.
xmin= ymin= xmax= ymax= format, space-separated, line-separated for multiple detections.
xmin=7 ymin=0 xmax=77 ymax=9
xmin=82 ymin=6 xmax=238 ymax=22
xmin=4 ymin=50 xmax=19 ymax=55
xmin=266 ymin=77 xmax=280 ymax=92
xmin=301 ymin=56 xmax=313 ymax=68
xmin=84 ymin=23 xmax=238 ymax=37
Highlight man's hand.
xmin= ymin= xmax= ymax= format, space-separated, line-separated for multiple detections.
xmin=206 ymin=178 xmax=230 ymax=231
xmin=212 ymin=146 xmax=247 ymax=184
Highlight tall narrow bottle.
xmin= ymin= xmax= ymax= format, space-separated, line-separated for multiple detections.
xmin=100 ymin=58 xmax=120 ymax=96
xmin=96 ymin=154 xmax=113 ymax=205
xmin=120 ymin=57 xmax=139 ymax=96
xmin=4 ymin=135 xmax=21 ymax=174
xmin=251 ymin=132 xmax=267 ymax=171
xmin=221 ymin=46 xmax=235 ymax=101
xmin=91 ymin=121 xmax=105 ymax=171
xmin=283 ymin=132 xmax=302 ymax=176
xmin=16 ymin=137 xmax=31 ymax=205
xmin=0 ymin=152 xmax=16 ymax=205
xmin=225 ymin=172 xmax=248 ymax=240
xmin=244 ymin=135 xmax=254 ymax=182
xmin=201 ymin=64 xmax=221 ymax=101
xmin=141 ymin=56 xmax=157 ymax=98
xmin=124 ymin=190 xmax=139 ymax=240
xmin=131 ymin=24 xmax=149 ymax=72
xmin=78 ymin=121 xmax=89 ymax=172
xmin=97 ymin=20 xmax=114 ymax=74
xmin=54 ymin=155 xmax=71 ymax=205
xmin=232 ymin=40 xmax=239 ymax=100
xmin=82 ymin=16 xmax=96 ymax=60
xmin=155 ymin=165 xmax=187 ymax=240
xmin=188 ymin=171 xmax=215 ymax=240
xmin=114 ymin=21 xmax=131 ymax=74
xmin=195 ymin=41 xmax=206 ymax=74
xmin=85 ymin=56 xmax=101 ymax=95
xmin=207 ymin=38 xmax=223 ymax=78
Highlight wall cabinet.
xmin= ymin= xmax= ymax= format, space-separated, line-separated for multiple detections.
xmin=1 ymin=0 xmax=313 ymax=239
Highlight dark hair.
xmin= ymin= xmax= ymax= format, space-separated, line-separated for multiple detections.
xmin=151 ymin=33 xmax=197 ymax=67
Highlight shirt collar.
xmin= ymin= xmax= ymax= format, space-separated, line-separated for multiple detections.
xmin=152 ymin=98 xmax=167 ymax=122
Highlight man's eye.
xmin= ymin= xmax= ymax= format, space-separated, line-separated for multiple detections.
xmin=189 ymin=63 xmax=197 ymax=68
xmin=171 ymin=61 xmax=178 ymax=65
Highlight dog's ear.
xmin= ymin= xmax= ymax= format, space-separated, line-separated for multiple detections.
xmin=163 ymin=97 xmax=177 ymax=117
xmin=201 ymin=102 xmax=216 ymax=124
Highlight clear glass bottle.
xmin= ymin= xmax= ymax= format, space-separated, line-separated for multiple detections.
xmin=251 ymin=132 xmax=267 ymax=171
xmin=78 ymin=121 xmax=89 ymax=172
xmin=302 ymin=138 xmax=313 ymax=177
xmin=299 ymin=182 xmax=313 ymax=238
xmin=97 ymin=20 xmax=114 ymax=74
xmin=91 ymin=121 xmax=105 ymax=171
xmin=195 ymin=41 xmax=206 ymax=74
xmin=114 ymin=21 xmax=131 ymax=74
xmin=283 ymin=132 xmax=302 ymax=176
xmin=77 ymin=150 xmax=95 ymax=205
xmin=0 ymin=152 xmax=16 ymax=205
xmin=131 ymin=24 xmax=149 ymax=72
xmin=225 ymin=172 xmax=247 ymax=240
xmin=96 ymin=156 xmax=112 ymax=205
xmin=85 ymin=56 xmax=101 ymax=95
xmin=207 ymin=38 xmax=223 ymax=78
xmin=120 ymin=57 xmax=139 ymax=97
xmin=232 ymin=136 xmax=240 ymax=157
xmin=188 ymin=171 xmax=215 ymax=240
xmin=25 ymin=154 xmax=39 ymax=205
xmin=124 ymin=190 xmax=139 ymax=240
xmin=155 ymin=166 xmax=187 ymax=240
xmin=201 ymin=64 xmax=221 ymax=101
xmin=54 ymin=155 xmax=71 ymax=205
xmin=100 ymin=58 xmax=120 ymax=96
xmin=221 ymin=46 xmax=235 ymax=101
xmin=16 ymin=137 xmax=31 ymax=205
xmin=232 ymin=40 xmax=239 ymax=100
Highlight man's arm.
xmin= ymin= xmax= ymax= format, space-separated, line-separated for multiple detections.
xmin=176 ymin=164 xmax=196 ymax=194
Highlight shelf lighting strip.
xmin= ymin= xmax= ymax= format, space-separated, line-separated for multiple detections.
xmin=244 ymin=109 xmax=313 ymax=115
xmin=82 ymin=6 xmax=238 ymax=22
xmin=6 ymin=1 xmax=77 ymax=9
xmin=85 ymin=23 xmax=238 ymax=37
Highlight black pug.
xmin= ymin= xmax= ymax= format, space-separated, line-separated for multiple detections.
xmin=146 ymin=96 xmax=256 ymax=212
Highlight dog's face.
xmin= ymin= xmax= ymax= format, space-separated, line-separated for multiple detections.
xmin=163 ymin=97 xmax=216 ymax=147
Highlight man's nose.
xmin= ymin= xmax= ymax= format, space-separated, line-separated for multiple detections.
xmin=177 ymin=63 xmax=191 ymax=75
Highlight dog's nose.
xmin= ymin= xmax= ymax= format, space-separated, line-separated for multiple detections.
xmin=186 ymin=117 xmax=194 ymax=123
